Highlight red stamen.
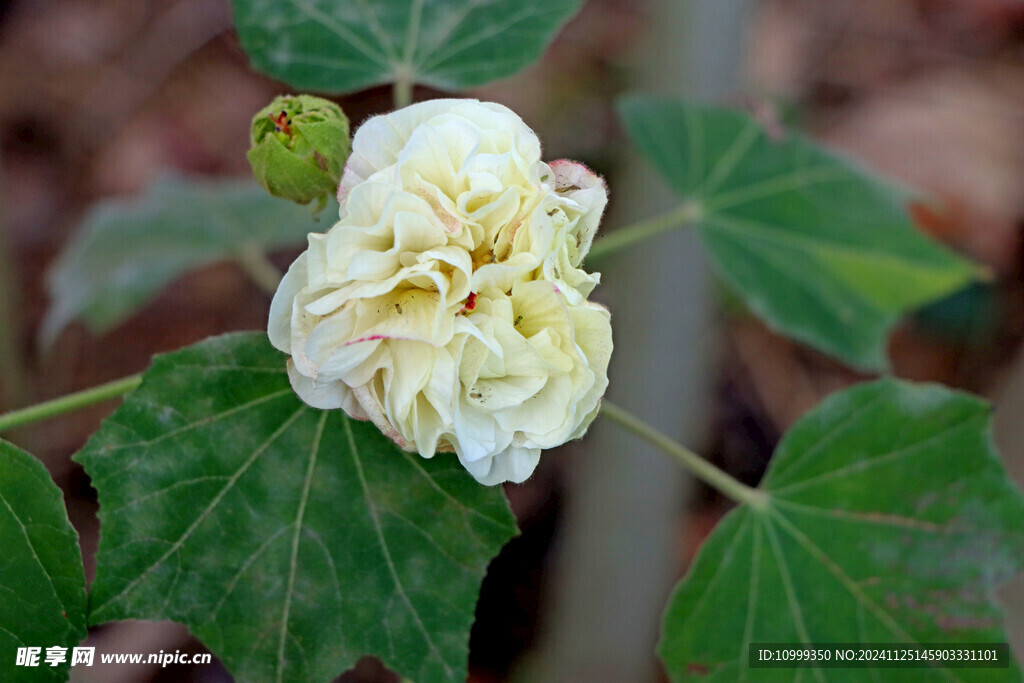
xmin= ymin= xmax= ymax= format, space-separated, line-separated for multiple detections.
xmin=461 ymin=292 xmax=478 ymax=313
xmin=270 ymin=111 xmax=292 ymax=135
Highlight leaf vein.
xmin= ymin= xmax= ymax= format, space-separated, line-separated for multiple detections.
xmin=399 ymin=451 xmax=511 ymax=530
xmin=696 ymin=117 xmax=762 ymax=199
xmin=94 ymin=406 xmax=307 ymax=616
xmin=765 ymin=393 xmax=887 ymax=489
xmin=380 ymin=509 xmax=480 ymax=575
xmin=773 ymin=498 xmax=1012 ymax=537
xmin=761 ymin=516 xmax=827 ymax=683
xmin=100 ymin=388 xmax=293 ymax=455
xmin=704 ymin=166 xmax=848 ymax=213
xmin=738 ymin=520 xmax=762 ymax=682
xmin=678 ymin=512 xmax=754 ymax=630
xmin=412 ymin=0 xmax=479 ymax=68
xmin=771 ymin=413 xmax=983 ymax=496
xmin=0 ymin=489 xmax=65 ymax=617
xmin=353 ymin=0 xmax=400 ymax=62
xmin=211 ymin=525 xmax=292 ymax=620
xmin=418 ymin=6 xmax=553 ymax=73
xmin=281 ymin=0 xmax=389 ymax=68
xmin=769 ymin=509 xmax=964 ymax=682
xmin=705 ymin=212 xmax=953 ymax=271
xmin=276 ymin=410 xmax=327 ymax=682
xmin=343 ymin=417 xmax=456 ymax=679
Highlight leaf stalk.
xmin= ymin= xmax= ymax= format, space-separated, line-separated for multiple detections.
xmin=0 ymin=374 xmax=142 ymax=434
xmin=393 ymin=75 xmax=413 ymax=110
xmin=586 ymin=201 xmax=702 ymax=261
xmin=600 ymin=400 xmax=767 ymax=508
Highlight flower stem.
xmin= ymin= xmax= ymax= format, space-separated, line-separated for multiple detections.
xmin=600 ymin=400 xmax=766 ymax=508
xmin=0 ymin=374 xmax=143 ymax=434
xmin=586 ymin=201 xmax=702 ymax=261
xmin=236 ymin=246 xmax=284 ymax=296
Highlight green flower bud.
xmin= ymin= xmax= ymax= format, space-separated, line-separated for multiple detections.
xmin=247 ymin=94 xmax=350 ymax=212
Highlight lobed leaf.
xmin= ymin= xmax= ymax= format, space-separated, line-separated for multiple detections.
xmin=230 ymin=0 xmax=582 ymax=93
xmin=42 ymin=176 xmax=328 ymax=347
xmin=0 ymin=440 xmax=87 ymax=682
xmin=658 ymin=379 xmax=1024 ymax=681
xmin=617 ymin=97 xmax=982 ymax=370
xmin=77 ymin=332 xmax=517 ymax=682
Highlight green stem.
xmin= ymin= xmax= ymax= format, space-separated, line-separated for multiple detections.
xmin=600 ymin=400 xmax=766 ymax=508
xmin=393 ymin=76 xmax=413 ymax=110
xmin=0 ymin=374 xmax=142 ymax=434
xmin=586 ymin=201 xmax=702 ymax=262
xmin=236 ymin=246 xmax=284 ymax=296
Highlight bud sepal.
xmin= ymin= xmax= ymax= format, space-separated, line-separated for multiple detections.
xmin=247 ymin=94 xmax=350 ymax=212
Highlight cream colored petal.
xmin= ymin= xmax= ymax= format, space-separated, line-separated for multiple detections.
xmin=548 ymin=160 xmax=607 ymax=264
xmin=397 ymin=117 xmax=476 ymax=200
xmin=304 ymin=262 xmax=447 ymax=317
xmin=453 ymin=399 xmax=513 ymax=464
xmin=347 ymin=289 xmax=451 ymax=346
xmin=457 ymin=185 xmax=522 ymax=239
xmin=352 ymin=380 xmax=414 ymax=451
xmin=468 ymin=375 xmax=546 ymax=411
xmin=268 ymin=252 xmax=308 ymax=353
xmin=346 ymin=212 xmax=447 ymax=281
xmin=404 ymin=177 xmax=473 ymax=242
xmin=302 ymin=233 xmax=347 ymax=290
xmin=384 ymin=339 xmax=435 ymax=425
xmin=406 ymin=394 xmax=448 ymax=458
xmin=302 ymin=307 xmax=385 ymax=383
xmin=338 ymin=99 xmax=539 ymax=202
xmin=287 ymin=360 xmax=349 ymax=410
xmin=525 ymin=328 xmax=575 ymax=374
xmin=509 ymin=280 xmax=572 ymax=338
xmin=460 ymin=445 xmax=541 ymax=485
xmin=542 ymin=247 xmax=601 ymax=305
xmin=421 ymin=338 xmax=462 ymax=427
xmin=496 ymin=374 xmax=574 ymax=440
xmin=338 ymin=99 xmax=474 ymax=202
xmin=571 ymin=302 xmax=614 ymax=377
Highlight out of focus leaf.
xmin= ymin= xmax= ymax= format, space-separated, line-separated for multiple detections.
xmin=618 ymin=97 xmax=981 ymax=370
xmin=230 ymin=0 xmax=581 ymax=93
xmin=78 ymin=332 xmax=517 ymax=682
xmin=659 ymin=379 xmax=1024 ymax=681
xmin=42 ymin=176 xmax=329 ymax=347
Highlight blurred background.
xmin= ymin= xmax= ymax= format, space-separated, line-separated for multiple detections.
xmin=2 ymin=0 xmax=1024 ymax=680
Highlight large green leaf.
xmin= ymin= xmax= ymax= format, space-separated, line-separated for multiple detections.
xmin=42 ymin=176 xmax=327 ymax=347
xmin=230 ymin=0 xmax=582 ymax=93
xmin=77 ymin=332 xmax=517 ymax=682
xmin=0 ymin=440 xmax=87 ymax=682
xmin=658 ymin=379 xmax=1024 ymax=681
xmin=617 ymin=97 xmax=981 ymax=370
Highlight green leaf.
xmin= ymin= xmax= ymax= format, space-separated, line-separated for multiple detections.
xmin=77 ymin=332 xmax=517 ymax=682
xmin=617 ymin=97 xmax=981 ymax=370
xmin=0 ymin=440 xmax=87 ymax=682
xmin=658 ymin=379 xmax=1024 ymax=681
xmin=42 ymin=176 xmax=329 ymax=347
xmin=230 ymin=0 xmax=582 ymax=93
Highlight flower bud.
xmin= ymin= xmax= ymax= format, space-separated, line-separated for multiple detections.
xmin=247 ymin=94 xmax=350 ymax=211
